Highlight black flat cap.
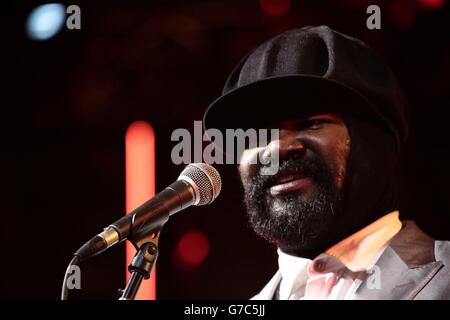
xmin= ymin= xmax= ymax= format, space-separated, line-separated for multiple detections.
xmin=203 ymin=26 xmax=409 ymax=145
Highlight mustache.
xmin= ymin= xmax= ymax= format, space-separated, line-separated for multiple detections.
xmin=250 ymin=155 xmax=330 ymax=191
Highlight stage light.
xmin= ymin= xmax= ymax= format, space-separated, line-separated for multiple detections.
xmin=26 ymin=3 xmax=66 ymax=41
xmin=125 ymin=121 xmax=156 ymax=300
xmin=260 ymin=0 xmax=291 ymax=17
xmin=175 ymin=230 xmax=210 ymax=269
xmin=419 ymin=0 xmax=446 ymax=9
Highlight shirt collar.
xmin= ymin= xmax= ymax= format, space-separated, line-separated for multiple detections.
xmin=277 ymin=211 xmax=402 ymax=273
xmin=277 ymin=248 xmax=311 ymax=299
xmin=325 ymin=210 xmax=402 ymax=272
xmin=278 ymin=248 xmax=311 ymax=279
xmin=275 ymin=211 xmax=402 ymax=299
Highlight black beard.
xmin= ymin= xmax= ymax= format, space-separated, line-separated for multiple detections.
xmin=242 ymin=155 xmax=343 ymax=255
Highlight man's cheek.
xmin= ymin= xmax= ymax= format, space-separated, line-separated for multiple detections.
xmin=238 ymin=166 xmax=253 ymax=191
xmin=332 ymin=156 xmax=348 ymax=191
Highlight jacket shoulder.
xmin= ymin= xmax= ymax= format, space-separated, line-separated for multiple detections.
xmin=415 ymin=240 xmax=450 ymax=300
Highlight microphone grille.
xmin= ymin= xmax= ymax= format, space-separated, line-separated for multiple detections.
xmin=178 ymin=163 xmax=222 ymax=206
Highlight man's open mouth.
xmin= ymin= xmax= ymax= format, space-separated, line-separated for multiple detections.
xmin=268 ymin=171 xmax=312 ymax=196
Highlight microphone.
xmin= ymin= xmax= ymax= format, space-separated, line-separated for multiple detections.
xmin=74 ymin=163 xmax=221 ymax=262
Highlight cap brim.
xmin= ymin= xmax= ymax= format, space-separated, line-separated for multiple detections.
xmin=203 ymin=75 xmax=392 ymax=134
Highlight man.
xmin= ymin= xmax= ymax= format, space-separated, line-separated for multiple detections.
xmin=203 ymin=26 xmax=450 ymax=299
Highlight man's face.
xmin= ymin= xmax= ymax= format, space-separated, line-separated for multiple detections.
xmin=239 ymin=113 xmax=350 ymax=255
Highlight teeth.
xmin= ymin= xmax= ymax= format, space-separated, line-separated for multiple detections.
xmin=275 ymin=173 xmax=300 ymax=185
xmin=278 ymin=175 xmax=294 ymax=184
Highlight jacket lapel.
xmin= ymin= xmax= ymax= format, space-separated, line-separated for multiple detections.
xmin=355 ymin=221 xmax=444 ymax=300
xmin=354 ymin=246 xmax=443 ymax=299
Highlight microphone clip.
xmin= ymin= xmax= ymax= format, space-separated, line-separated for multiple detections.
xmin=118 ymin=230 xmax=161 ymax=300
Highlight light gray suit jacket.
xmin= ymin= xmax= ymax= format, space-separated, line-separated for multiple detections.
xmin=253 ymin=221 xmax=450 ymax=299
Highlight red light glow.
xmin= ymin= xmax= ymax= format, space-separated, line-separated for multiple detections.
xmin=260 ymin=0 xmax=291 ymax=17
xmin=125 ymin=120 xmax=156 ymax=300
xmin=175 ymin=230 xmax=210 ymax=269
xmin=419 ymin=0 xmax=446 ymax=9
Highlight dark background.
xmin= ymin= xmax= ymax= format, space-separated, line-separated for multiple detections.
xmin=3 ymin=0 xmax=450 ymax=299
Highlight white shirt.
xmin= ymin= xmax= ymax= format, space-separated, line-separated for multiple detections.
xmin=253 ymin=211 xmax=403 ymax=300
xmin=277 ymin=250 xmax=367 ymax=299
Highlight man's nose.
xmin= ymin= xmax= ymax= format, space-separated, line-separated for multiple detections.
xmin=261 ymin=137 xmax=306 ymax=163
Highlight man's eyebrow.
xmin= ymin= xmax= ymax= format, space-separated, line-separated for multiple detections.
xmin=308 ymin=114 xmax=341 ymax=120
xmin=270 ymin=114 xmax=342 ymax=128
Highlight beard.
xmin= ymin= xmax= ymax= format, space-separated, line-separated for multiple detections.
xmin=242 ymin=155 xmax=343 ymax=254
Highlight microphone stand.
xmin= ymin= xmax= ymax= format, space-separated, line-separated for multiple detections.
xmin=119 ymin=231 xmax=160 ymax=300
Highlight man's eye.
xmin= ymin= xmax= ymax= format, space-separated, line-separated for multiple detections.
xmin=304 ymin=119 xmax=326 ymax=129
